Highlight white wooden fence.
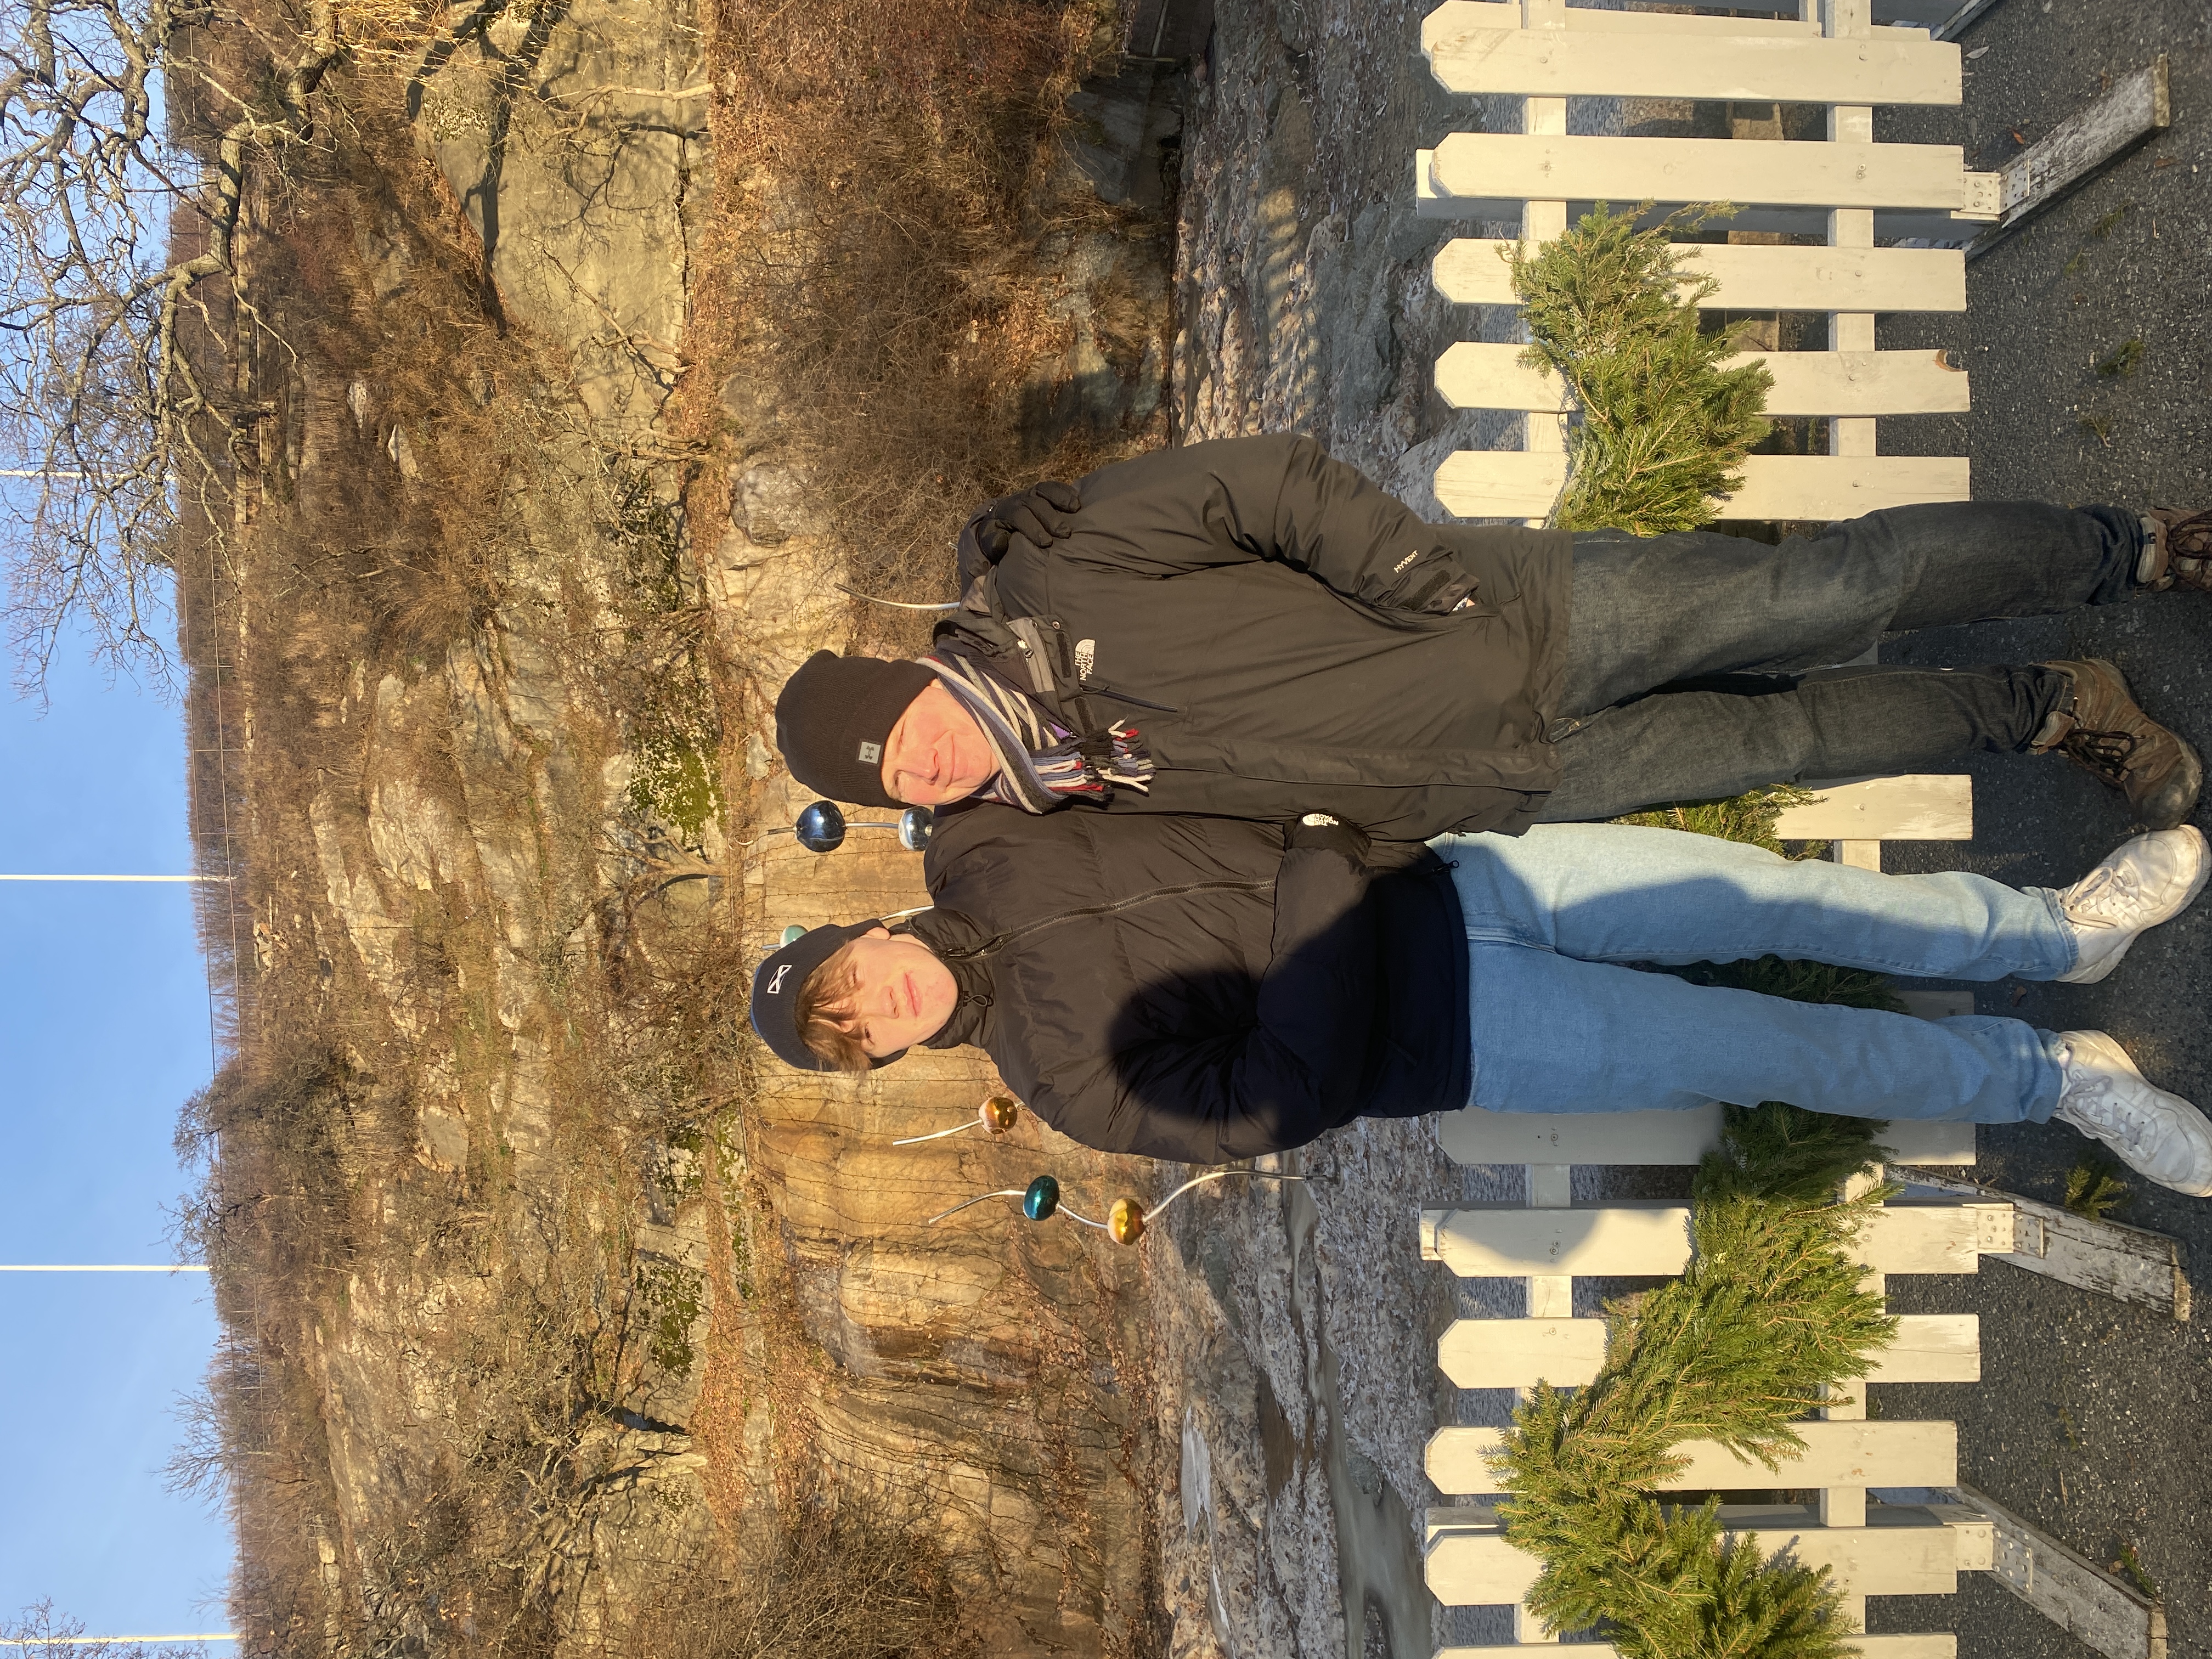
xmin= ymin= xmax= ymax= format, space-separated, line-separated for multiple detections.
xmin=1417 ymin=0 xmax=1995 ymax=525
xmin=1409 ymin=8 xmax=2177 ymax=1657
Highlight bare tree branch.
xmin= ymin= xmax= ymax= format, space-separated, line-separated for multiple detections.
xmin=0 ymin=0 xmax=340 ymax=691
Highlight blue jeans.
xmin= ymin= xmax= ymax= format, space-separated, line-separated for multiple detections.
xmin=1538 ymin=501 xmax=2146 ymax=821
xmin=1434 ymin=824 xmax=2076 ymax=1124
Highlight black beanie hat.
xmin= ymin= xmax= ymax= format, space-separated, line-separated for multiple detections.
xmin=749 ymin=919 xmax=907 ymax=1071
xmin=775 ymin=651 xmax=936 ymax=809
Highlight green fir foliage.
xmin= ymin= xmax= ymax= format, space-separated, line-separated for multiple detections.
xmin=1495 ymin=1183 xmax=1896 ymax=1657
xmin=1509 ymin=204 xmax=1773 ymax=535
xmin=2063 ymin=1152 xmax=2131 ymax=1221
xmin=1614 ymin=783 xmax=1825 ymax=858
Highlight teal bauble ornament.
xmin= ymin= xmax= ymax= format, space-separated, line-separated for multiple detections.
xmin=1023 ymin=1175 xmax=1060 ymax=1221
xmin=780 ymin=924 xmax=806 ymax=946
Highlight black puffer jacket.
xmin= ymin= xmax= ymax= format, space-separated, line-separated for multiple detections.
xmin=947 ymin=433 xmax=1571 ymax=839
xmin=907 ymin=803 xmax=1471 ymax=1162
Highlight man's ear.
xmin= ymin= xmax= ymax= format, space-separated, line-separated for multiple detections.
xmin=862 ymin=925 xmax=891 ymax=940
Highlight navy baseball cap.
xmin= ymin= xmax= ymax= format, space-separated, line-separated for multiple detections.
xmin=749 ymin=920 xmax=906 ymax=1071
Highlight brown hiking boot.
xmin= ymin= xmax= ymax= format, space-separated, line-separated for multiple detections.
xmin=2142 ymin=509 xmax=2212 ymax=593
xmin=2034 ymin=658 xmax=2204 ymax=830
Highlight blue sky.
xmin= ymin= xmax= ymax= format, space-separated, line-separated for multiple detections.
xmin=0 ymin=627 xmax=237 ymax=1643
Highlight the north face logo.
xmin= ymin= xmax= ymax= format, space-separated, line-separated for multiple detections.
xmin=766 ymin=965 xmax=791 ymax=994
xmin=1074 ymin=639 xmax=1096 ymax=679
xmin=857 ymin=740 xmax=882 ymax=764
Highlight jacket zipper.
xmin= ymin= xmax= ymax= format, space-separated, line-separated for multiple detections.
xmin=938 ymin=877 xmax=1272 ymax=962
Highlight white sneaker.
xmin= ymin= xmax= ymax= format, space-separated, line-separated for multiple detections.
xmin=2054 ymin=826 xmax=2209 ymax=984
xmin=2050 ymin=1031 xmax=2212 ymax=1197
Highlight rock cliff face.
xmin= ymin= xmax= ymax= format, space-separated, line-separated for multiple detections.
xmin=202 ymin=1 xmax=1181 ymax=1653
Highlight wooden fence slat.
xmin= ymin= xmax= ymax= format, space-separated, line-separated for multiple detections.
xmin=1422 ymin=1203 xmax=1692 ymax=1277
xmin=1897 ymin=1165 xmax=2194 ymax=1321
xmin=1438 ymin=1645 xmax=1954 ymax=1659
xmin=1433 ymin=450 xmax=1970 ymax=520
xmin=1433 ymin=239 xmax=1968 ymax=312
xmin=1432 ymin=450 xmax=1568 ymax=520
xmin=1436 ymin=1311 xmax=1978 ymax=1389
xmin=1722 ymin=454 xmax=1971 ymax=517
xmin=1422 ymin=1202 xmax=2010 ymax=1278
xmin=1427 ymin=1420 xmax=1958 ymax=1494
xmin=1427 ymin=1511 xmax=1960 ymax=1604
xmin=1424 ymin=19 xmax=1961 ymax=103
xmin=1438 ymin=343 xmax=1970 ymax=415
xmin=1437 ymin=1315 xmax=1608 ymax=1387
xmin=1427 ymin=133 xmax=1970 ymax=211
xmin=1775 ymin=774 xmax=1974 ymax=839
xmin=1437 ymin=1104 xmax=1976 ymax=1169
xmin=1420 ymin=0 xmax=1946 ymax=42
xmin=1871 ymin=1313 xmax=1983 ymax=1383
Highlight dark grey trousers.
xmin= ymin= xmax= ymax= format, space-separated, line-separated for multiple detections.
xmin=1538 ymin=500 xmax=2144 ymax=822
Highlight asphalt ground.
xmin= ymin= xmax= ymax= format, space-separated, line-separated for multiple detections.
xmin=1869 ymin=2 xmax=2211 ymax=1653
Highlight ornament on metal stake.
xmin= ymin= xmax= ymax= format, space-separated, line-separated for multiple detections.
xmin=755 ymin=800 xmax=936 ymax=853
xmin=893 ymin=1095 xmax=1022 ymax=1147
xmin=926 ymin=1168 xmax=1308 ymax=1244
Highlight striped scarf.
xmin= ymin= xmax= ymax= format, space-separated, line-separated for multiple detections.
xmin=919 ymin=651 xmax=1154 ymax=812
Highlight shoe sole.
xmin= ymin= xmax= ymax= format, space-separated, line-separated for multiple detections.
xmin=2057 ymin=825 xmax=2210 ymax=984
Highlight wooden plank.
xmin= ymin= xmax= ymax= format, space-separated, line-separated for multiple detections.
xmin=1418 ymin=2 xmax=1939 ymax=41
xmin=1440 ymin=1102 xmax=1723 ymax=1166
xmin=1437 ymin=344 xmax=1969 ymax=416
xmin=1931 ymin=0 xmax=2008 ymax=41
xmin=1421 ymin=1201 xmax=2003 ymax=1277
xmin=1437 ymin=1311 xmax=1977 ymax=1389
xmin=1438 ymin=1103 xmax=1974 ymax=1167
xmin=1422 ymin=1203 xmax=1691 ymax=1277
xmin=1961 ymin=1483 xmax=2170 ymax=1659
xmin=1423 ymin=19 xmax=1961 ymax=103
xmin=1775 ymin=774 xmax=1974 ymax=840
xmin=1427 ymin=1510 xmax=1958 ymax=1605
xmin=1722 ymin=454 xmax=1969 ymax=517
xmin=1434 ymin=449 xmax=1567 ymax=520
xmin=1427 ymin=132 xmax=1971 ymax=212
xmin=1427 ymin=1420 xmax=1957 ymax=1495
xmin=1894 ymin=1165 xmax=2192 ymax=1320
xmin=1871 ymin=1312 xmax=1982 ymax=1383
xmin=1422 ymin=0 xmax=1823 ymax=41
xmin=1432 ymin=238 xmax=1967 ymax=311
xmin=1437 ymin=1643 xmax=1953 ymax=1659
xmin=1437 ymin=1315 xmax=1609 ymax=1388
xmin=1885 ymin=1119 xmax=1977 ymax=1166
xmin=1414 ymin=153 xmax=1994 ymax=236
xmin=1861 ymin=1201 xmax=2009 ymax=1275
xmin=1968 ymin=57 xmax=2170 ymax=261
xmin=1434 ymin=449 xmax=1968 ymax=521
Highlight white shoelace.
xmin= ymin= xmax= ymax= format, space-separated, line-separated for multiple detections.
xmin=2061 ymin=1063 xmax=2156 ymax=1155
xmin=2064 ymin=863 xmax=2150 ymax=930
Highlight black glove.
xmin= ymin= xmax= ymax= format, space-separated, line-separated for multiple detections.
xmin=972 ymin=480 xmax=1082 ymax=562
xmin=1284 ymin=810 xmax=1372 ymax=862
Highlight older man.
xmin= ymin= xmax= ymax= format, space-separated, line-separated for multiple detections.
xmin=773 ymin=434 xmax=2207 ymax=837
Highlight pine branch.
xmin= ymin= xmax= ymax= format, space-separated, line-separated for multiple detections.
xmin=1509 ymin=202 xmax=1773 ymax=535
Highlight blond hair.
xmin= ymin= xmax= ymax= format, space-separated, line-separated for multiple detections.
xmin=796 ymin=943 xmax=871 ymax=1071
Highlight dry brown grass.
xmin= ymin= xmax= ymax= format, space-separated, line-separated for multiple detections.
xmin=684 ymin=0 xmax=1163 ymax=651
xmin=623 ymin=1489 xmax=978 ymax=1659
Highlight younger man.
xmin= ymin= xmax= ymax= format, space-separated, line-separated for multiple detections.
xmin=749 ymin=806 xmax=2212 ymax=1194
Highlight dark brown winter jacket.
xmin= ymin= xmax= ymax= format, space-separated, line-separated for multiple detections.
xmin=944 ymin=432 xmax=1572 ymax=839
xmin=907 ymin=802 xmax=1470 ymax=1163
